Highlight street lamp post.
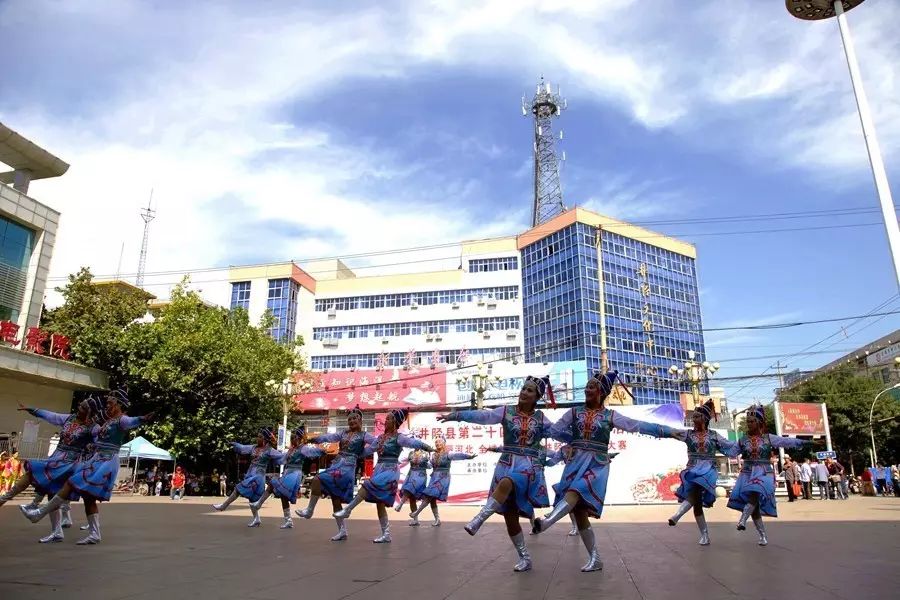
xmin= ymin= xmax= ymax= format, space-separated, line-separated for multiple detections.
xmin=785 ymin=0 xmax=900 ymax=290
xmin=869 ymin=372 xmax=900 ymax=468
xmin=669 ymin=350 xmax=720 ymax=409
xmin=457 ymin=361 xmax=501 ymax=410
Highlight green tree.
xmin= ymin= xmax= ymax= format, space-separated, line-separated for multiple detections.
xmin=42 ymin=269 xmax=305 ymax=470
xmin=119 ymin=283 xmax=302 ymax=469
xmin=41 ymin=267 xmax=148 ymax=378
xmin=778 ymin=367 xmax=899 ymax=472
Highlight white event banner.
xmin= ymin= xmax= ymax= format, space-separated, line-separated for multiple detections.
xmin=394 ymin=405 xmax=688 ymax=505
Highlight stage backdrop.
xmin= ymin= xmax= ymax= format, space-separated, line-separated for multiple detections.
xmin=390 ymin=404 xmax=687 ymax=505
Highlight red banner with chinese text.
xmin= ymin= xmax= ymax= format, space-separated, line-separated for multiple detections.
xmin=295 ymin=367 xmax=448 ymax=412
xmin=778 ymin=403 xmax=826 ymax=436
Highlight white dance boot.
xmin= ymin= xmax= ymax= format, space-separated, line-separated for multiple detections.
xmin=247 ymin=507 xmax=261 ymax=528
xmin=22 ymin=494 xmax=64 ymax=523
xmin=464 ymin=498 xmax=500 ymax=536
xmin=249 ymin=489 xmax=271 ymax=512
xmin=696 ymin=514 xmax=710 ymax=545
xmin=373 ymin=514 xmax=392 ymax=543
xmin=568 ymin=514 xmax=579 ymax=536
xmin=212 ymin=490 xmax=239 ymax=512
xmin=39 ymin=509 xmax=64 ymax=543
xmin=76 ymin=513 xmax=101 ymax=545
xmin=330 ymin=516 xmax=348 ymax=541
xmin=736 ymin=503 xmax=755 ymax=531
xmin=280 ymin=508 xmax=293 ymax=529
xmin=60 ymin=502 xmax=73 ymax=528
xmin=668 ymin=500 xmax=693 ymax=526
xmin=510 ymin=532 xmax=532 ymax=572
xmin=392 ymin=499 xmax=404 ymax=512
xmin=333 ymin=494 xmax=365 ymax=519
xmin=532 ymin=500 xmax=573 ymax=534
xmin=579 ymin=527 xmax=603 ymax=572
xmin=752 ymin=516 xmax=768 ymax=546
xmin=431 ymin=504 xmax=441 ymax=527
xmin=295 ymin=494 xmax=319 ymax=519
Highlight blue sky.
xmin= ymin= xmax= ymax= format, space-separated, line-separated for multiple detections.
xmin=2 ymin=0 xmax=899 ymax=406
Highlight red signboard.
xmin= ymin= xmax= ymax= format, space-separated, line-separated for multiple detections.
xmin=778 ymin=402 xmax=826 ymax=435
xmin=296 ymin=366 xmax=448 ymax=412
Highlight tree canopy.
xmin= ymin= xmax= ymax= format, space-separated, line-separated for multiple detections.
xmin=43 ymin=269 xmax=304 ymax=470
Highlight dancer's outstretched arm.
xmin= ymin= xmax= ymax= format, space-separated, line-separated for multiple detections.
xmin=17 ymin=403 xmax=70 ymax=427
xmin=438 ymin=406 xmax=505 ymax=425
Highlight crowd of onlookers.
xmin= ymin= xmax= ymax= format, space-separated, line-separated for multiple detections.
xmin=779 ymin=456 xmax=899 ymax=500
xmin=137 ymin=464 xmax=229 ymax=499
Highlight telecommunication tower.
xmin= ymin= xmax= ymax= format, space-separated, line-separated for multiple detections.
xmin=136 ymin=191 xmax=155 ymax=289
xmin=523 ymin=77 xmax=567 ymax=227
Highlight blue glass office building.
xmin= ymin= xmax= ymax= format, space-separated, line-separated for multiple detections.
xmin=520 ymin=209 xmax=706 ymax=405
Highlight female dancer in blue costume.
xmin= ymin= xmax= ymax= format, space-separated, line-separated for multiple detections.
xmin=294 ymin=405 xmax=378 ymax=541
xmin=212 ymin=427 xmax=283 ymax=527
xmin=0 ymin=397 xmax=105 ymax=543
xmin=726 ymin=404 xmax=810 ymax=546
xmin=532 ymin=371 xmax=674 ymax=573
xmin=393 ymin=446 xmax=430 ymax=525
xmin=334 ymin=408 xmax=433 ymax=543
xmin=22 ymin=390 xmax=154 ymax=545
xmin=438 ymin=375 xmax=556 ymax=572
xmin=248 ymin=424 xmax=323 ymax=530
xmin=665 ymin=399 xmax=736 ymax=545
xmin=408 ymin=435 xmax=476 ymax=527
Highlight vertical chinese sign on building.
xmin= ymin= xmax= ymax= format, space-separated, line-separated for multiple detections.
xmin=635 ymin=262 xmax=657 ymax=381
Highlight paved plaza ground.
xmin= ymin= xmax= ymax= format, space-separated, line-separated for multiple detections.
xmin=1 ymin=495 xmax=897 ymax=600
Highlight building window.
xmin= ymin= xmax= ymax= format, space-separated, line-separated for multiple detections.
xmin=469 ymin=257 xmax=519 ymax=273
xmin=267 ymin=278 xmax=299 ymax=343
xmin=310 ymin=346 xmax=519 ymax=370
xmin=230 ymin=281 xmax=251 ymax=311
xmin=0 ymin=215 xmax=35 ymax=322
xmin=314 ymin=286 xmax=519 ymax=312
xmin=313 ymin=316 xmax=521 ymax=341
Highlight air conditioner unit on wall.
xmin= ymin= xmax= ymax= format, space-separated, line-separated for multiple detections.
xmin=451 ymin=302 xmax=460 ymax=309
xmin=327 ymin=306 xmax=336 ymax=318
xmin=411 ymin=301 xmax=419 ymax=310
xmin=425 ymin=333 xmax=434 ymax=342
xmin=381 ymin=338 xmax=389 ymax=345
xmin=323 ymin=337 xmax=339 ymax=348
xmin=506 ymin=329 xmax=518 ymax=339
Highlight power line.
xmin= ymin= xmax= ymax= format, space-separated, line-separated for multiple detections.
xmin=48 ymin=206 xmax=893 ymax=283
xmin=726 ymin=294 xmax=900 ymax=402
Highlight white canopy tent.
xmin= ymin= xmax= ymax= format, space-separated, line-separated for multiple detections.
xmin=120 ymin=436 xmax=175 ymax=487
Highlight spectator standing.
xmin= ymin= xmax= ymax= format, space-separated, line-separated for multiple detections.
xmin=881 ymin=464 xmax=894 ymax=496
xmin=210 ymin=470 xmax=220 ymax=496
xmin=220 ymin=473 xmax=228 ymax=496
xmin=155 ymin=479 xmax=162 ymax=496
xmin=874 ymin=463 xmax=887 ymax=496
xmin=826 ymin=459 xmax=846 ymax=500
xmin=799 ymin=458 xmax=812 ymax=500
xmin=783 ymin=457 xmax=799 ymax=502
xmin=892 ymin=465 xmax=900 ymax=497
xmin=814 ymin=459 xmax=830 ymax=500
xmin=170 ymin=466 xmax=186 ymax=501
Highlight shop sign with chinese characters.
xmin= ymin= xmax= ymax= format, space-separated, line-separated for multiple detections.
xmin=0 ymin=320 xmax=71 ymax=360
xmin=296 ymin=366 xmax=448 ymax=411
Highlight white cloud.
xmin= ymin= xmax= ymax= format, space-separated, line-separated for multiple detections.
xmin=4 ymin=0 xmax=899 ymax=304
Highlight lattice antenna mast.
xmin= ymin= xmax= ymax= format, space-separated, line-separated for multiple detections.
xmin=136 ymin=190 xmax=156 ymax=288
xmin=523 ymin=77 xmax=567 ymax=227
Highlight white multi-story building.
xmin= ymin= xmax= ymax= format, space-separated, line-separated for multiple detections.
xmin=133 ymin=207 xmax=708 ymax=406
xmin=214 ymin=237 xmax=524 ymax=370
